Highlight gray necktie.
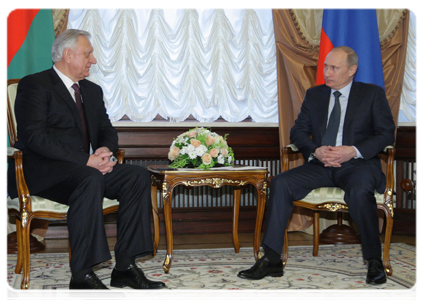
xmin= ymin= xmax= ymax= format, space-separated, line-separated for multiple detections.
xmin=72 ymin=83 xmax=90 ymax=153
xmin=321 ymin=91 xmax=342 ymax=146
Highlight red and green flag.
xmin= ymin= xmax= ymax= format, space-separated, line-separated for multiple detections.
xmin=7 ymin=9 xmax=55 ymax=148
xmin=7 ymin=9 xmax=55 ymax=80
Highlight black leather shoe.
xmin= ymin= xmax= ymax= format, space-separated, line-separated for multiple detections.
xmin=366 ymin=258 xmax=387 ymax=284
xmin=237 ymin=256 xmax=283 ymax=280
xmin=69 ymin=272 xmax=126 ymax=300
xmin=5 ymin=290 xmax=19 ymax=300
xmin=110 ymin=263 xmax=166 ymax=289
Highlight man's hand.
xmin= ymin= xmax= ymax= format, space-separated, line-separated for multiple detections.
xmin=86 ymin=146 xmax=117 ymax=175
xmin=315 ymin=145 xmax=357 ymax=167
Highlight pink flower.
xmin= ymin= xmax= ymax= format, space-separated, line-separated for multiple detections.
xmin=205 ymin=134 xmax=215 ymax=146
xmin=168 ymin=145 xmax=180 ymax=161
xmin=209 ymin=148 xmax=219 ymax=157
xmin=202 ymin=153 xmax=212 ymax=165
xmin=220 ymin=147 xmax=228 ymax=157
xmin=190 ymin=139 xmax=201 ymax=148
xmin=187 ymin=130 xmax=197 ymax=138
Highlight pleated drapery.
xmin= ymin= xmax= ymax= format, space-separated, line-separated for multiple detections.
xmin=67 ymin=9 xmax=278 ymax=123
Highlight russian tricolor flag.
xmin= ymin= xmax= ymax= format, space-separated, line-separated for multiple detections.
xmin=316 ymin=9 xmax=385 ymax=89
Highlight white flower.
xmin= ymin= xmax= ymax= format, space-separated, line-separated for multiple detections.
xmin=227 ymin=156 xmax=232 ymax=164
xmin=188 ymin=151 xmax=197 ymax=159
xmin=195 ymin=145 xmax=207 ymax=156
xmin=217 ymin=154 xmax=225 ymax=164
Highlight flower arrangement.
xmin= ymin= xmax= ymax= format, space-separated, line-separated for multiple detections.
xmin=168 ymin=127 xmax=235 ymax=170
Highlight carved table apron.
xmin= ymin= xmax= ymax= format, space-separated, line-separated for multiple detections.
xmin=147 ymin=165 xmax=269 ymax=273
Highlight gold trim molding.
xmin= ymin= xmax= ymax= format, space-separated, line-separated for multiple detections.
xmin=317 ymin=203 xmax=348 ymax=212
xmin=182 ymin=178 xmax=248 ymax=188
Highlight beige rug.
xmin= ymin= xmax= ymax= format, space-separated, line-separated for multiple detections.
xmin=5 ymin=244 xmax=420 ymax=300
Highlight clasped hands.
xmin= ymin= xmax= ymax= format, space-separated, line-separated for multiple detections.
xmin=314 ymin=145 xmax=357 ymax=167
xmin=87 ymin=146 xmax=117 ymax=175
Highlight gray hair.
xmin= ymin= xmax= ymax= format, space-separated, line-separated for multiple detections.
xmin=331 ymin=46 xmax=359 ymax=69
xmin=51 ymin=29 xmax=92 ymax=62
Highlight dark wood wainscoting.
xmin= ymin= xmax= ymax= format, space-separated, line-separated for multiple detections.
xmin=44 ymin=125 xmax=416 ymax=239
xmin=393 ymin=126 xmax=416 ymax=236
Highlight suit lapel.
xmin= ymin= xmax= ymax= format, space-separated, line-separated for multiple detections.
xmin=343 ymin=81 xmax=363 ymax=138
xmin=318 ymin=85 xmax=332 ymax=140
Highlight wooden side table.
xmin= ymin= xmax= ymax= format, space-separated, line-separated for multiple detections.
xmin=147 ymin=165 xmax=269 ymax=273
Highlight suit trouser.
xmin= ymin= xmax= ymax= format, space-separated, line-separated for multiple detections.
xmin=262 ymin=159 xmax=383 ymax=260
xmin=36 ymin=163 xmax=153 ymax=274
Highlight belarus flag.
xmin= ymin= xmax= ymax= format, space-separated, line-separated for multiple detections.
xmin=316 ymin=9 xmax=385 ymax=89
xmin=7 ymin=9 xmax=55 ymax=79
xmin=7 ymin=9 xmax=55 ymax=147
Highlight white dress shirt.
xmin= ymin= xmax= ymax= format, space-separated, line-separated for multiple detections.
xmin=326 ymin=80 xmax=362 ymax=159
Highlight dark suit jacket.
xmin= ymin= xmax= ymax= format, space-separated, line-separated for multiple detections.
xmin=8 ymin=68 xmax=118 ymax=198
xmin=289 ymin=81 xmax=396 ymax=192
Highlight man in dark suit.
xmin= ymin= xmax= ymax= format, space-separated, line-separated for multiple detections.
xmin=237 ymin=46 xmax=395 ymax=284
xmin=8 ymin=29 xmax=165 ymax=289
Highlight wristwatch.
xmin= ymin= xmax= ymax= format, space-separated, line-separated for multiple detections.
xmin=109 ymin=155 xmax=118 ymax=162
xmin=308 ymin=152 xmax=316 ymax=162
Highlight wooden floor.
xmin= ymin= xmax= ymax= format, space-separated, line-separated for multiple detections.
xmin=39 ymin=231 xmax=416 ymax=254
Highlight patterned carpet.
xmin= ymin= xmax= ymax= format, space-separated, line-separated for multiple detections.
xmin=7 ymin=243 xmax=415 ymax=290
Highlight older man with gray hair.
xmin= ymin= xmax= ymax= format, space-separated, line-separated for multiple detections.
xmin=8 ymin=29 xmax=165 ymax=289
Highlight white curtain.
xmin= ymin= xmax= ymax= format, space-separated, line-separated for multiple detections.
xmin=67 ymin=9 xmax=278 ymax=123
xmin=399 ymin=11 xmax=416 ymax=122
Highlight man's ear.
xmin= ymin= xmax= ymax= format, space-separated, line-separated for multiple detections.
xmin=63 ymin=48 xmax=72 ymax=63
xmin=349 ymin=65 xmax=358 ymax=77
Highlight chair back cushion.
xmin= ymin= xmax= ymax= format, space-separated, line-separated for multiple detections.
xmin=7 ymin=81 xmax=19 ymax=145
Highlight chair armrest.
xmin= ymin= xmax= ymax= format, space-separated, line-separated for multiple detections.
xmin=7 ymin=146 xmax=19 ymax=157
xmin=381 ymin=146 xmax=395 ymax=204
xmin=281 ymin=144 xmax=299 ymax=172
xmin=116 ymin=148 xmax=125 ymax=164
xmin=286 ymin=144 xmax=299 ymax=152
xmin=8 ymin=148 xmax=32 ymax=212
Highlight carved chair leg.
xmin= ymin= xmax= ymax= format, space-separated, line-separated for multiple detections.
xmin=14 ymin=218 xmax=23 ymax=275
xmin=20 ymin=220 xmax=32 ymax=289
xmin=383 ymin=214 xmax=394 ymax=276
xmin=313 ymin=211 xmax=320 ymax=256
xmin=282 ymin=228 xmax=288 ymax=268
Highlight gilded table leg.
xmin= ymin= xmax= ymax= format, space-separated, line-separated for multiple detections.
xmin=162 ymin=182 xmax=173 ymax=273
xmin=232 ymin=188 xmax=241 ymax=253
xmin=254 ymin=179 xmax=266 ymax=261
xmin=151 ymin=184 xmax=159 ymax=256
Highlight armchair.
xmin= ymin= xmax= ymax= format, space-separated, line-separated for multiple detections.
xmin=280 ymin=143 xmax=395 ymax=276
